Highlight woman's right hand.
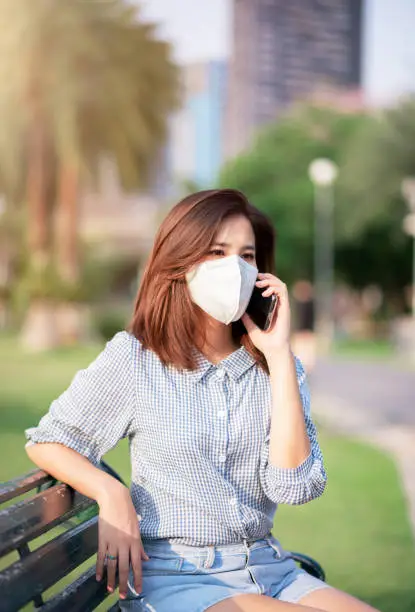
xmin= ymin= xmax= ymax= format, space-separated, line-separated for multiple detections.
xmin=96 ymin=483 xmax=149 ymax=600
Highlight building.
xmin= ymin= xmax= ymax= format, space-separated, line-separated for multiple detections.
xmin=225 ymin=0 xmax=364 ymax=159
xmin=168 ymin=60 xmax=228 ymax=191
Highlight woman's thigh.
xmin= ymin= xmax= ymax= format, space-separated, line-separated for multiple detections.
xmin=207 ymin=593 xmax=326 ymax=612
xmin=299 ymin=586 xmax=380 ymax=612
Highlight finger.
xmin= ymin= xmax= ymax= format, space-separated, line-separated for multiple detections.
xmin=256 ymin=279 xmax=286 ymax=290
xmin=118 ymin=548 xmax=130 ymax=600
xmin=258 ymin=273 xmax=287 ymax=288
xmin=262 ymin=288 xmax=275 ymax=297
xmin=96 ymin=546 xmax=106 ymax=582
xmin=106 ymin=549 xmax=118 ymax=593
xmin=242 ymin=312 xmax=258 ymax=333
xmin=130 ymin=542 xmax=143 ymax=594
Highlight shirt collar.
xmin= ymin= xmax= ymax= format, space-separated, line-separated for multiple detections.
xmin=187 ymin=347 xmax=257 ymax=382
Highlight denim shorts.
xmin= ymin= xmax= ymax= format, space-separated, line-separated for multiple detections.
xmin=119 ymin=534 xmax=329 ymax=611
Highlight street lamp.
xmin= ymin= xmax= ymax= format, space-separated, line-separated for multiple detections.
xmin=308 ymin=158 xmax=339 ymax=351
xmin=401 ymin=177 xmax=415 ymax=318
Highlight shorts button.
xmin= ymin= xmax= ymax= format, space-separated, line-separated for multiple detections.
xmin=219 ymin=454 xmax=226 ymax=463
xmin=229 ymin=498 xmax=238 ymax=506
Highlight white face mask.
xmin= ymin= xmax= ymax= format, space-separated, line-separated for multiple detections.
xmin=186 ymin=255 xmax=258 ymax=324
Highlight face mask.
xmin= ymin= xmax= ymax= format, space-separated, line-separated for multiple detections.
xmin=186 ymin=254 xmax=258 ymax=324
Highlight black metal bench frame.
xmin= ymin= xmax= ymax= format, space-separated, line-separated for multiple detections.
xmin=0 ymin=462 xmax=325 ymax=611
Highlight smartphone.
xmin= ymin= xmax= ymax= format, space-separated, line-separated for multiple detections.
xmin=245 ymin=285 xmax=278 ymax=331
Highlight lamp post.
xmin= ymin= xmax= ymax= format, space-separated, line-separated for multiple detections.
xmin=308 ymin=158 xmax=338 ymax=351
xmin=401 ymin=177 xmax=415 ymax=318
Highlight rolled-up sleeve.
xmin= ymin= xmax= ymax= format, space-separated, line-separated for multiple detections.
xmin=25 ymin=331 xmax=136 ymax=465
xmin=259 ymin=357 xmax=327 ymax=505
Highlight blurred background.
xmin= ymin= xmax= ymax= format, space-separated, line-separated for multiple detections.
xmin=0 ymin=1 xmax=414 ymax=610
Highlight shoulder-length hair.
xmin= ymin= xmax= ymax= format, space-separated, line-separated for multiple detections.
xmin=128 ymin=189 xmax=276 ymax=372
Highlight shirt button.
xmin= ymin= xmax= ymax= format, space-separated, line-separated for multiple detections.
xmin=218 ymin=410 xmax=226 ymax=419
xmin=229 ymin=498 xmax=238 ymax=506
xmin=219 ymin=454 xmax=226 ymax=463
xmin=216 ymin=368 xmax=226 ymax=379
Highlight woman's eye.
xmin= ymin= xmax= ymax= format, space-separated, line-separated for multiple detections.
xmin=243 ymin=253 xmax=255 ymax=260
xmin=209 ymin=249 xmax=225 ymax=257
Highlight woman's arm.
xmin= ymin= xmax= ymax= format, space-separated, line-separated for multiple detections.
xmin=243 ymin=274 xmax=327 ymax=505
xmin=25 ymin=332 xmax=147 ymax=599
xmin=26 ymin=442 xmax=126 ymax=503
xmin=266 ymin=346 xmax=310 ymax=469
xmin=27 ymin=443 xmax=147 ymax=599
xmin=259 ymin=353 xmax=326 ymax=505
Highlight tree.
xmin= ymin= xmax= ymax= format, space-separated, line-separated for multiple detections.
xmin=219 ymin=103 xmax=413 ymax=306
xmin=219 ymin=105 xmax=367 ymax=283
xmin=334 ymin=97 xmax=415 ymax=304
xmin=339 ymin=96 xmax=415 ymax=238
xmin=0 ymin=0 xmax=179 ymax=348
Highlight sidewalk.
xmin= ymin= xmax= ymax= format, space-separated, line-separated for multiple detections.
xmin=312 ymin=391 xmax=415 ymax=539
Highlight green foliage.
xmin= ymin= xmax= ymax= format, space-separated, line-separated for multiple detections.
xmin=339 ymin=97 xmax=415 ymax=238
xmin=219 ymin=105 xmax=368 ymax=282
xmin=335 ymin=97 xmax=415 ymax=297
xmin=0 ymin=0 xmax=180 ymax=193
xmin=12 ymin=249 xmax=127 ymax=312
xmin=94 ymin=309 xmax=128 ymax=341
xmin=219 ymin=101 xmax=414 ymax=298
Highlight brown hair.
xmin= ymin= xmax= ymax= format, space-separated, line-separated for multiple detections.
xmin=129 ymin=189 xmax=276 ymax=371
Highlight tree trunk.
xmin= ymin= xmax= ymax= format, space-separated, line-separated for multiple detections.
xmin=55 ymin=162 xmax=87 ymax=345
xmin=27 ymin=121 xmax=49 ymax=269
xmin=20 ymin=120 xmax=58 ymax=352
xmin=55 ymin=162 xmax=80 ymax=284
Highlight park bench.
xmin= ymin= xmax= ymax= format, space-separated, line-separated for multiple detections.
xmin=0 ymin=462 xmax=326 ymax=611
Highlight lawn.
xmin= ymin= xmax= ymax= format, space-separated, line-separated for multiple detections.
xmin=1 ymin=335 xmax=415 ymax=612
xmin=332 ymin=337 xmax=395 ymax=360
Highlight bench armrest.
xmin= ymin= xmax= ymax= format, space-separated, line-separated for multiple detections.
xmin=288 ymin=551 xmax=326 ymax=581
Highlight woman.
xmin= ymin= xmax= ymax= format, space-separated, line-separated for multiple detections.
xmin=26 ymin=189 xmax=379 ymax=612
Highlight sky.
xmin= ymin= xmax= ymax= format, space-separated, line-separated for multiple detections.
xmin=139 ymin=0 xmax=415 ymax=105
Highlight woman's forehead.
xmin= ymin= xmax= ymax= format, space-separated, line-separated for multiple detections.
xmin=213 ymin=215 xmax=255 ymax=244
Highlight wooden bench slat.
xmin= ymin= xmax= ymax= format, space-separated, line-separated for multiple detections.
xmin=0 ymin=470 xmax=52 ymax=504
xmin=0 ymin=517 xmax=100 ymax=610
xmin=38 ymin=566 xmax=113 ymax=612
xmin=0 ymin=484 xmax=95 ymax=557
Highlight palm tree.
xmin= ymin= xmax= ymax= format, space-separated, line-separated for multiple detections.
xmin=0 ymin=0 xmax=179 ymax=349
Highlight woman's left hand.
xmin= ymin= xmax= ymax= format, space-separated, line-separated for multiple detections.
xmin=242 ymin=273 xmax=291 ymax=358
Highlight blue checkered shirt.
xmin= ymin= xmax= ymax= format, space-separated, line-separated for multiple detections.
xmin=25 ymin=331 xmax=327 ymax=545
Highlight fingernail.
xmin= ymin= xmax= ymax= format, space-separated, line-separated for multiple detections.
xmin=107 ymin=587 xmax=113 ymax=593
xmin=120 ymin=594 xmax=126 ymax=600
xmin=96 ymin=575 xmax=101 ymax=582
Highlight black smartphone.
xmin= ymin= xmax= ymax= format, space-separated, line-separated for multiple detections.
xmin=245 ymin=285 xmax=278 ymax=331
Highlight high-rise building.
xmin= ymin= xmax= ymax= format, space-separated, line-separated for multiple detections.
xmin=225 ymin=0 xmax=364 ymax=158
xmin=168 ymin=60 xmax=228 ymax=191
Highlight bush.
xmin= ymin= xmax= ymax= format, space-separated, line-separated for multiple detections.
xmin=94 ymin=310 xmax=128 ymax=341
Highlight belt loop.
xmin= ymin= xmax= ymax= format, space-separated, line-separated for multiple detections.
xmin=265 ymin=535 xmax=282 ymax=559
xmin=204 ymin=545 xmax=215 ymax=569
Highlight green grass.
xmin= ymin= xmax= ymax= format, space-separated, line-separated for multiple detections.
xmin=332 ymin=337 xmax=395 ymax=360
xmin=276 ymin=435 xmax=415 ymax=611
xmin=1 ymin=336 xmax=415 ymax=612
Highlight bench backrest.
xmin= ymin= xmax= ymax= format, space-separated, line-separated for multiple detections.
xmin=0 ymin=462 xmax=120 ymax=612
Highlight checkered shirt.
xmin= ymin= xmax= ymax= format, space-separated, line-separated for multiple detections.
xmin=25 ymin=331 xmax=327 ymax=545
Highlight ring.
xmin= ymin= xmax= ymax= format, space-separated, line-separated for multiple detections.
xmin=106 ymin=554 xmax=118 ymax=561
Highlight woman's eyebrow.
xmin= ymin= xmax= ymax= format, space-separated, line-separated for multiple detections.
xmin=212 ymin=242 xmax=255 ymax=250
